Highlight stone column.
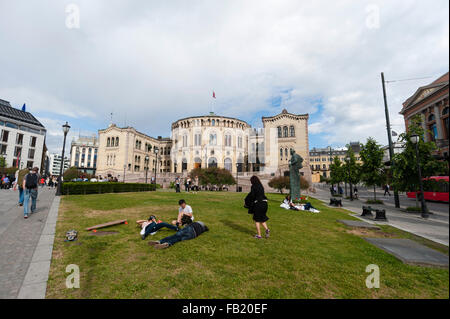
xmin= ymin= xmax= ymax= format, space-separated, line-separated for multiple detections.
xmin=434 ymin=103 xmax=444 ymax=140
xmin=420 ymin=113 xmax=428 ymax=142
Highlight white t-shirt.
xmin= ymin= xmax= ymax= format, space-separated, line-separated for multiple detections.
xmin=179 ymin=205 xmax=194 ymax=221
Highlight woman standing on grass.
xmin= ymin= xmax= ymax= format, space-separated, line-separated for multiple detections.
xmin=245 ymin=175 xmax=270 ymax=239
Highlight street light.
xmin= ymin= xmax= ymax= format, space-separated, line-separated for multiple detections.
xmin=56 ymin=122 xmax=70 ymax=196
xmin=345 ymin=155 xmax=353 ymax=201
xmin=123 ymin=164 xmax=126 ymax=183
xmin=145 ymin=155 xmax=149 ymax=184
xmin=154 ymin=147 xmax=159 ymax=186
xmin=236 ymin=162 xmax=239 ymax=192
xmin=410 ymin=134 xmax=429 ymax=218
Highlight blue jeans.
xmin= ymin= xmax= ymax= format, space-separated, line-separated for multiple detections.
xmin=143 ymin=221 xmax=178 ymax=239
xmin=18 ymin=187 xmax=24 ymax=204
xmin=23 ymin=189 xmax=38 ymax=216
xmin=159 ymin=226 xmax=196 ymax=246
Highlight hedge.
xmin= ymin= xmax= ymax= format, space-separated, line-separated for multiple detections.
xmin=61 ymin=182 xmax=156 ymax=195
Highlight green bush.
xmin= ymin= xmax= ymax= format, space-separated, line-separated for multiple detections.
xmin=61 ymin=182 xmax=156 ymax=195
xmin=406 ymin=206 xmax=422 ymax=212
xmin=366 ymin=199 xmax=383 ymax=205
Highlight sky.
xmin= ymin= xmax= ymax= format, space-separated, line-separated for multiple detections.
xmin=0 ymin=0 xmax=448 ymax=154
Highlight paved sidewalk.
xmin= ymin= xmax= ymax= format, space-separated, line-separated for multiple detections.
xmin=308 ymin=187 xmax=449 ymax=247
xmin=0 ymin=187 xmax=56 ymax=299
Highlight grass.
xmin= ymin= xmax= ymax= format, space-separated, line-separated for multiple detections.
xmin=46 ymin=191 xmax=449 ymax=299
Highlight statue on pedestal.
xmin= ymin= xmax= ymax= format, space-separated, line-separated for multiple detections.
xmin=289 ymin=149 xmax=303 ymax=201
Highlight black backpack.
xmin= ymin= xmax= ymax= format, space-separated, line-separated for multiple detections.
xmin=25 ymin=173 xmax=38 ymax=189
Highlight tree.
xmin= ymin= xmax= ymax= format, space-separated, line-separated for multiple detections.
xmin=63 ymin=167 xmax=80 ymax=181
xmin=0 ymin=156 xmax=6 ymax=169
xmin=189 ymin=167 xmax=235 ymax=190
xmin=343 ymin=146 xmax=361 ymax=187
xmin=359 ymin=137 xmax=384 ymax=200
xmin=392 ymin=115 xmax=448 ymax=204
xmin=268 ymin=176 xmax=290 ymax=194
xmin=329 ymin=156 xmax=344 ymax=189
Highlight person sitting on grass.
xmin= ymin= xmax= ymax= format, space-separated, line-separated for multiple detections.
xmin=171 ymin=199 xmax=194 ymax=226
xmin=280 ymin=195 xmax=300 ymax=211
xmin=136 ymin=215 xmax=179 ymax=240
xmin=148 ymin=221 xmax=209 ymax=249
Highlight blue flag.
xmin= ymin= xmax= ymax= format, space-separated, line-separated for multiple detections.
xmin=21 ymin=103 xmax=26 ymax=111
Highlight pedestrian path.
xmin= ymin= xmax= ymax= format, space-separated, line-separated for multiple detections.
xmin=0 ymin=188 xmax=56 ymax=298
xmin=308 ymin=187 xmax=449 ymax=246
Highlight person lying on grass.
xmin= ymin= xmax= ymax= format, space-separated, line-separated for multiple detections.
xmin=171 ymin=199 xmax=194 ymax=226
xmin=148 ymin=221 xmax=209 ymax=249
xmin=136 ymin=215 xmax=179 ymax=240
xmin=280 ymin=195 xmax=300 ymax=211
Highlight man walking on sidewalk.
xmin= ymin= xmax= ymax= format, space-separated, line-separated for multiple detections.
xmin=23 ymin=167 xmax=40 ymax=219
xmin=384 ymin=184 xmax=391 ymax=196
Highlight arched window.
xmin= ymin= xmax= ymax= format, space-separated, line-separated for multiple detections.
xmin=277 ymin=126 xmax=282 ymax=138
xmin=290 ymin=126 xmax=295 ymax=137
xmin=107 ymin=138 xmax=110 ymax=147
xmin=285 ymin=148 xmax=288 ymax=157
xmin=428 ymin=114 xmax=435 ymax=122
xmin=212 ymin=119 xmax=215 ymax=126
xmin=224 ymin=158 xmax=232 ymax=171
xmin=115 ymin=137 xmax=119 ymax=146
xmin=280 ymin=148 xmax=283 ymax=158
xmin=209 ymin=133 xmax=217 ymax=145
xmin=208 ymin=157 xmax=218 ymax=168
xmin=283 ymin=126 xmax=288 ymax=137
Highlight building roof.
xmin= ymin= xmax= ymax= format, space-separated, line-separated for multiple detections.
xmin=171 ymin=113 xmax=251 ymax=127
xmin=262 ymin=108 xmax=308 ymax=121
xmin=0 ymin=99 xmax=45 ymax=128
xmin=400 ymin=72 xmax=449 ymax=114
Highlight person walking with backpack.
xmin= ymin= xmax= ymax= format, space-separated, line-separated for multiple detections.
xmin=23 ymin=167 xmax=40 ymax=219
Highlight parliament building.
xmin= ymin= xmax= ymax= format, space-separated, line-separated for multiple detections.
xmin=96 ymin=109 xmax=311 ymax=185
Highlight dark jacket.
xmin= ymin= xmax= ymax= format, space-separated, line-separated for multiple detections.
xmin=244 ymin=183 xmax=267 ymax=214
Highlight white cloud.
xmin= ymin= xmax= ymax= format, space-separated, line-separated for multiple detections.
xmin=0 ymin=0 xmax=448 ymax=152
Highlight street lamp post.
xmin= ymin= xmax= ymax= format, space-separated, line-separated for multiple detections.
xmin=410 ymin=134 xmax=429 ymax=219
xmin=123 ymin=164 xmax=126 ymax=183
xmin=345 ymin=155 xmax=353 ymax=201
xmin=145 ymin=155 xmax=149 ymax=184
xmin=56 ymin=122 xmax=70 ymax=196
xmin=154 ymin=147 xmax=159 ymax=186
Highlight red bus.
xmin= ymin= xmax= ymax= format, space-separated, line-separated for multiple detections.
xmin=407 ymin=176 xmax=449 ymax=203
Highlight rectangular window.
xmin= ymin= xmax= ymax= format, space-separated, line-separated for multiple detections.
xmin=0 ymin=144 xmax=7 ymax=155
xmin=16 ymin=133 xmax=24 ymax=145
xmin=6 ymin=122 xmax=18 ymax=129
xmin=30 ymin=136 xmax=37 ymax=147
xmin=28 ymin=148 xmax=35 ymax=159
xmin=1 ymin=130 xmax=9 ymax=142
xmin=14 ymin=146 xmax=22 ymax=157
xmin=27 ymin=161 xmax=33 ymax=168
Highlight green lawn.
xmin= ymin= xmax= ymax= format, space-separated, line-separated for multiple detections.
xmin=46 ymin=191 xmax=449 ymax=299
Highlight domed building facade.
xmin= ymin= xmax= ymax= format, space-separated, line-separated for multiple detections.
xmin=170 ymin=113 xmax=251 ymax=174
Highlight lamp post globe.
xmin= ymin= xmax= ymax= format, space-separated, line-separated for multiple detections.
xmin=410 ymin=134 xmax=428 ymax=218
xmin=154 ymin=147 xmax=159 ymax=187
xmin=56 ymin=121 xmax=70 ymax=196
xmin=145 ymin=155 xmax=149 ymax=184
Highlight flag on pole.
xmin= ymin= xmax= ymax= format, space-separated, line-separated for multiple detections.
xmin=21 ymin=103 xmax=26 ymax=111
xmin=212 ymin=91 xmax=216 ymax=99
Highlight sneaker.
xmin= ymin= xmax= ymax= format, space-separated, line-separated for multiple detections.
xmin=24 ymin=215 xmax=28 ymax=219
xmin=141 ymin=234 xmax=146 ymax=240
xmin=154 ymin=243 xmax=170 ymax=249
xmin=148 ymin=241 xmax=160 ymax=246
xmin=254 ymin=235 xmax=262 ymax=239
xmin=18 ymin=203 xmax=23 ymax=206
xmin=265 ymin=229 xmax=270 ymax=238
